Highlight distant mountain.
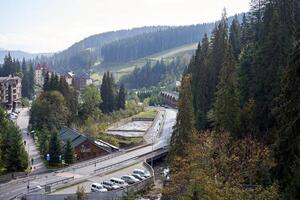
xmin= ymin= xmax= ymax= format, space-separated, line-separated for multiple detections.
xmin=45 ymin=26 xmax=167 ymax=73
xmin=42 ymin=13 xmax=244 ymax=73
xmin=0 ymin=49 xmax=53 ymax=63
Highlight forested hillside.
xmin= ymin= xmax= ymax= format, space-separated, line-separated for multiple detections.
xmin=43 ymin=27 xmax=166 ymax=72
xmin=167 ymin=0 xmax=300 ymax=198
xmin=40 ymin=14 xmax=243 ymax=74
xmin=120 ymin=57 xmax=188 ymax=89
xmin=101 ymin=15 xmax=243 ymax=63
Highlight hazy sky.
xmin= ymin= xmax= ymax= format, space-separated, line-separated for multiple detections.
xmin=0 ymin=0 xmax=250 ymax=53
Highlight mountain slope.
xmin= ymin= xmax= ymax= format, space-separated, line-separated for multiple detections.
xmin=0 ymin=50 xmax=52 ymax=63
xmin=44 ymin=13 xmax=243 ymax=73
xmin=46 ymin=26 xmax=167 ymax=72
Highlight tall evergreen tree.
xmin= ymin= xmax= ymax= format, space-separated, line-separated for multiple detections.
xmin=229 ymin=15 xmax=241 ymax=60
xmin=170 ymin=74 xmax=194 ymax=158
xmin=273 ymin=32 xmax=300 ymax=199
xmin=6 ymin=124 xmax=28 ymax=171
xmin=100 ymin=71 xmax=116 ymax=113
xmin=213 ymin=45 xmax=241 ymax=137
xmin=64 ymin=140 xmax=75 ymax=164
xmin=48 ymin=132 xmax=62 ymax=165
xmin=117 ymin=84 xmax=126 ymax=110
xmin=190 ymin=34 xmax=211 ymax=129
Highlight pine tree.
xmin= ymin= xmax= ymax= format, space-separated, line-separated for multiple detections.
xmin=273 ymin=32 xmax=300 ymax=199
xmin=100 ymin=71 xmax=116 ymax=113
xmin=190 ymin=34 xmax=211 ymax=129
xmin=1 ymin=53 xmax=13 ymax=76
xmin=64 ymin=140 xmax=75 ymax=164
xmin=229 ymin=15 xmax=241 ymax=60
xmin=21 ymin=58 xmax=30 ymax=98
xmin=213 ymin=45 xmax=241 ymax=137
xmin=43 ymin=72 xmax=50 ymax=91
xmin=6 ymin=123 xmax=28 ymax=172
xmin=28 ymin=64 xmax=34 ymax=99
xmin=170 ymin=74 xmax=194 ymax=157
xmin=48 ymin=132 xmax=62 ymax=165
xmin=117 ymin=84 xmax=126 ymax=110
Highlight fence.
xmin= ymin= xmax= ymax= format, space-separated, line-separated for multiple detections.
xmin=24 ymin=162 xmax=154 ymax=200
xmin=0 ymin=172 xmax=27 ymax=183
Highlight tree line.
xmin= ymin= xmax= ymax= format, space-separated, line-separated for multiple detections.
xmin=120 ymin=58 xmax=187 ymax=89
xmin=101 ymin=24 xmax=215 ymax=63
xmin=168 ymin=0 xmax=300 ymax=199
xmin=30 ymin=71 xmax=126 ymax=165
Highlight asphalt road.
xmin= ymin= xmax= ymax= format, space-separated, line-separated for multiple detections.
xmin=0 ymin=108 xmax=177 ymax=200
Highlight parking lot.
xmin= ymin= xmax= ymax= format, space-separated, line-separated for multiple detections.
xmin=51 ymin=162 xmax=148 ymax=194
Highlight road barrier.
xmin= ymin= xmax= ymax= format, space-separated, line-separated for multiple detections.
xmin=24 ymin=162 xmax=155 ymax=200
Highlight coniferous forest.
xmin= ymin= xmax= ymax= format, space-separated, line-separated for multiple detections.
xmin=167 ymin=0 xmax=300 ymax=199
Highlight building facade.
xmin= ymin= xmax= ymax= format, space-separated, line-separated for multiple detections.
xmin=74 ymin=73 xmax=92 ymax=91
xmin=0 ymin=76 xmax=22 ymax=109
xmin=59 ymin=127 xmax=118 ymax=162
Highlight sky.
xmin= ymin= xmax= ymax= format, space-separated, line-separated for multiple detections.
xmin=0 ymin=0 xmax=250 ymax=53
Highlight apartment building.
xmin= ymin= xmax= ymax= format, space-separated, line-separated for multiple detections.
xmin=0 ymin=76 xmax=22 ymax=109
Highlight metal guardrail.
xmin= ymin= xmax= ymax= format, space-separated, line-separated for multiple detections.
xmin=0 ymin=175 xmax=37 ymax=190
xmin=94 ymin=147 xmax=168 ymax=174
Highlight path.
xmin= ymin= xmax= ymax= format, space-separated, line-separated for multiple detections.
xmin=17 ymin=107 xmax=47 ymax=175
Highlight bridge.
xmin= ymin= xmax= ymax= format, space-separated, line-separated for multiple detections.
xmin=0 ymin=108 xmax=177 ymax=200
xmin=160 ymin=91 xmax=179 ymax=108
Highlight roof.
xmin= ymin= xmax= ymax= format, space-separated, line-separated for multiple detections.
xmin=0 ymin=76 xmax=21 ymax=82
xmin=59 ymin=127 xmax=118 ymax=152
xmin=60 ymin=127 xmax=88 ymax=148
xmin=76 ymin=72 xmax=90 ymax=79
xmin=65 ymin=71 xmax=75 ymax=78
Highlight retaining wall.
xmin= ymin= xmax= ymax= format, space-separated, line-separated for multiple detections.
xmin=24 ymin=162 xmax=154 ymax=200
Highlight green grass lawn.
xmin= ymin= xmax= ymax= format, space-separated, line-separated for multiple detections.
xmin=133 ymin=110 xmax=158 ymax=120
xmin=97 ymin=132 xmax=143 ymax=148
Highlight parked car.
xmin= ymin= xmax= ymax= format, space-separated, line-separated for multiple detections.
xmin=133 ymin=169 xmax=151 ymax=178
xmin=9 ymin=114 xmax=17 ymax=120
xmin=121 ymin=175 xmax=139 ymax=184
xmin=91 ymin=183 xmax=108 ymax=192
xmin=132 ymin=173 xmax=145 ymax=181
xmin=110 ymin=177 xmax=128 ymax=188
xmin=102 ymin=180 xmax=120 ymax=190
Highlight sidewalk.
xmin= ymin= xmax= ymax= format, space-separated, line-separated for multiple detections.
xmin=17 ymin=107 xmax=47 ymax=175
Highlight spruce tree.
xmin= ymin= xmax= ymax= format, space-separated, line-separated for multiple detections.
xmin=28 ymin=64 xmax=34 ymax=99
xmin=64 ymin=140 xmax=75 ymax=164
xmin=100 ymin=71 xmax=116 ymax=113
xmin=229 ymin=15 xmax=241 ymax=60
xmin=43 ymin=72 xmax=50 ymax=91
xmin=274 ymin=32 xmax=300 ymax=199
xmin=48 ymin=132 xmax=62 ymax=165
xmin=6 ymin=123 xmax=28 ymax=172
xmin=170 ymin=74 xmax=194 ymax=157
xmin=117 ymin=84 xmax=126 ymax=110
xmin=213 ymin=45 xmax=241 ymax=137
xmin=191 ymin=34 xmax=210 ymax=129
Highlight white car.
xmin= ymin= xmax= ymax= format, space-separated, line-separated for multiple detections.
xmin=110 ymin=177 xmax=128 ymax=188
xmin=91 ymin=183 xmax=108 ymax=192
xmin=133 ymin=169 xmax=151 ymax=178
xmin=121 ymin=175 xmax=139 ymax=184
xmin=132 ymin=173 xmax=145 ymax=181
xmin=102 ymin=180 xmax=120 ymax=190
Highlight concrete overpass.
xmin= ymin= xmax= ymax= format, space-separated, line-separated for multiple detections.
xmin=0 ymin=108 xmax=177 ymax=200
xmin=160 ymin=91 xmax=179 ymax=108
